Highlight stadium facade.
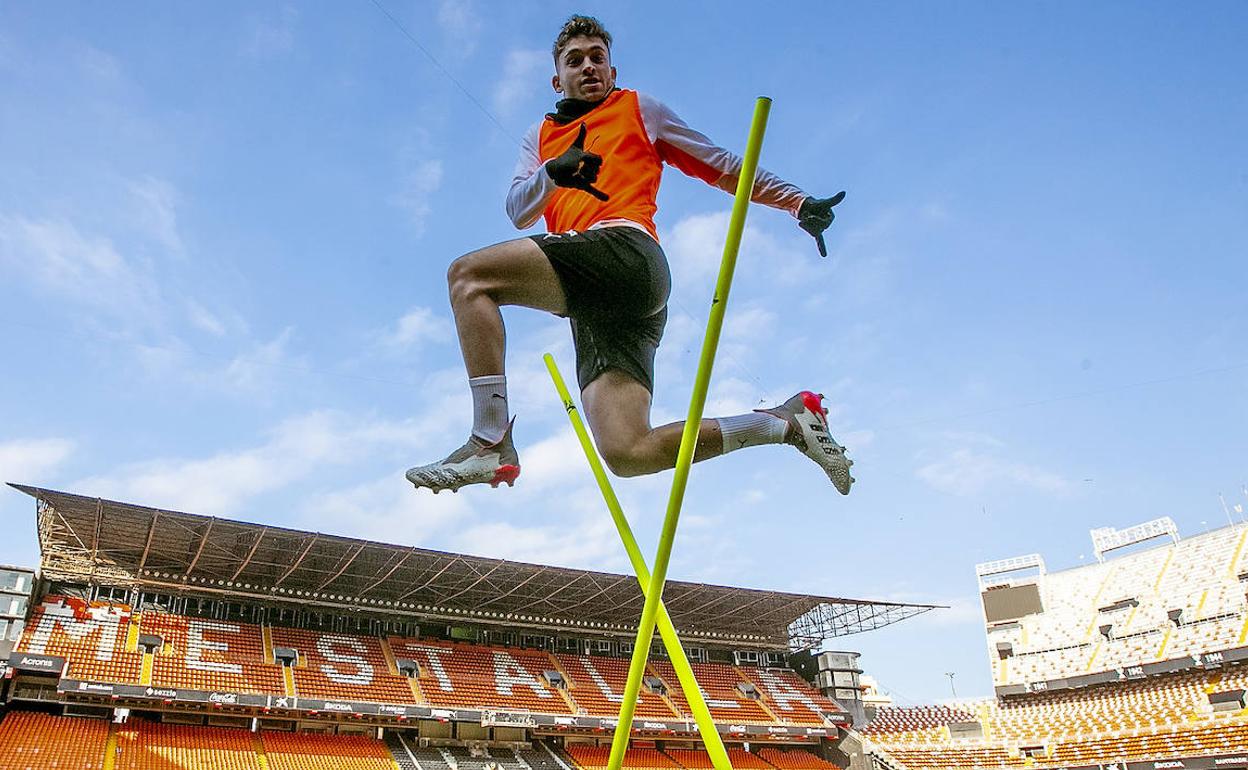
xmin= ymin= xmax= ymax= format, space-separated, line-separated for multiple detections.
xmin=0 ymin=484 xmax=935 ymax=769
xmin=861 ymin=516 xmax=1248 ymax=769
xmin=6 ymin=484 xmax=1248 ymax=770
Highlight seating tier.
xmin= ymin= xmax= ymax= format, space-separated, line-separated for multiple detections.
xmin=261 ymin=730 xmax=396 ymax=770
xmin=756 ymin=748 xmax=837 ymax=770
xmin=566 ymin=744 xmax=681 ymax=770
xmin=738 ymin=667 xmax=839 ymax=725
xmin=649 ymin=661 xmax=774 ymax=724
xmin=142 ymin=612 xmax=284 ymax=696
xmin=390 ymin=637 xmax=571 ymax=714
xmin=556 ymin=654 xmax=677 ymax=718
xmin=0 ymin=711 xmax=109 ymax=769
xmin=271 ymin=627 xmax=412 ymax=704
xmin=16 ymin=596 xmax=142 ymax=684
xmin=114 ymin=720 xmax=260 ymax=770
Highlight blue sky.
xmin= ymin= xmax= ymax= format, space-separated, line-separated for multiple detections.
xmin=1 ymin=2 xmax=1245 ymax=705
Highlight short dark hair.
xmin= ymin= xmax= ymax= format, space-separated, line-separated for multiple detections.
xmin=552 ymin=15 xmax=612 ymax=62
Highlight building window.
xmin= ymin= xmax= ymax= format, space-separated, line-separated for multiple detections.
xmin=0 ymin=571 xmax=28 ymax=592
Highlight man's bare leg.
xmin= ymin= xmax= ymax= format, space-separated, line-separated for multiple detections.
xmin=406 ymin=237 xmax=566 ymax=493
xmin=447 ymin=237 xmax=567 ymax=377
xmin=582 ymin=369 xmax=855 ymax=493
xmin=581 ymin=370 xmax=727 ymax=478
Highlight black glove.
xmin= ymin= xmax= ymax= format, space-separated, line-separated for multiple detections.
xmin=545 ymin=123 xmax=609 ymax=201
xmin=798 ymin=191 xmax=846 ymax=257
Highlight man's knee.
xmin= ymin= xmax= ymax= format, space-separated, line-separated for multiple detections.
xmin=600 ymin=446 xmax=644 ymax=478
xmin=599 ymin=438 xmax=658 ymax=478
xmin=447 ymin=252 xmax=486 ymax=304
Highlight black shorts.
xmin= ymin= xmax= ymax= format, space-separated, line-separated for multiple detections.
xmin=530 ymin=227 xmax=671 ymax=393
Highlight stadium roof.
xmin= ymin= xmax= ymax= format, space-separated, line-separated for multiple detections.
xmin=11 ymin=484 xmax=938 ymax=649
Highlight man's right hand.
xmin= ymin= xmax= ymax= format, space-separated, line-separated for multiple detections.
xmin=545 ymin=123 xmax=609 ymax=201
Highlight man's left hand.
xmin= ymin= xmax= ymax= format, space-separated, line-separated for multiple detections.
xmin=798 ymin=191 xmax=846 ymax=258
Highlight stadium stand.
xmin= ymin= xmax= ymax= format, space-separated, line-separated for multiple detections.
xmin=414 ymin=745 xmax=460 ymax=770
xmin=756 ymin=747 xmax=839 ymax=770
xmin=270 ymin=626 xmax=413 ymax=703
xmin=519 ymin=746 xmax=571 ymax=770
xmin=7 ymin=484 xmax=949 ymax=770
xmin=0 ymin=710 xmax=109 ymax=769
xmin=261 ymin=730 xmax=396 ymax=770
xmin=565 ymin=744 xmax=682 ymax=770
xmin=113 ymin=719 xmax=261 ymax=770
xmin=859 ymin=704 xmax=977 ymax=744
xmin=739 ymin=667 xmax=839 ymax=725
xmin=17 ymin=596 xmax=143 ymax=683
xmin=650 ymin=660 xmax=774 ymax=723
xmin=556 ymin=653 xmax=677 ymax=718
xmin=142 ymin=611 xmax=285 ymax=696
xmin=384 ymin=733 xmax=419 ymax=770
xmin=662 ymin=747 xmax=717 ymax=769
xmin=391 ymin=637 xmax=572 ymax=713
xmin=988 ymin=524 xmax=1248 ymax=687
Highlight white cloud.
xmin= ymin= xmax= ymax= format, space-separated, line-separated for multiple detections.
xmin=185 ymin=300 xmax=228 ymax=337
xmin=128 ymin=175 xmax=184 ymax=256
xmin=222 ymin=327 xmax=303 ymax=393
xmin=449 ymin=513 xmax=625 ymax=571
xmin=242 ymin=6 xmax=298 ymax=58
xmin=493 ymin=49 xmax=549 ymax=117
xmin=299 ymin=474 xmax=472 ymax=544
xmin=0 ymin=215 xmax=161 ymax=328
xmin=392 ymin=156 xmax=444 ymax=233
xmin=376 ymin=306 xmax=453 ymax=352
xmin=0 ymin=438 xmax=75 ymax=484
xmin=74 ymin=411 xmax=429 ymax=516
xmin=438 ymin=0 xmax=484 ymax=59
xmin=916 ymin=447 xmax=1072 ymax=498
xmin=661 ymin=212 xmax=810 ymax=306
xmin=129 ymin=326 xmax=310 ymax=398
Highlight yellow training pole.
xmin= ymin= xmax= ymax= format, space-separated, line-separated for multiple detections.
xmin=544 ymin=354 xmax=732 ymax=770
xmin=607 ymin=96 xmax=772 ymax=770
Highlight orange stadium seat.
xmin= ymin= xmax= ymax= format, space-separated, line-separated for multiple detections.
xmin=725 ymin=748 xmax=777 ymax=769
xmin=390 ymin=637 xmax=572 ymax=714
xmin=649 ymin=660 xmax=773 ymax=724
xmin=557 ymin=653 xmax=677 ymax=719
xmin=16 ymin=596 xmax=143 ymax=684
xmin=261 ymin=730 xmax=396 ymax=770
xmin=736 ymin=667 xmax=839 ymax=725
xmin=142 ymin=612 xmax=285 ymax=696
xmin=860 ymin=704 xmax=978 ymax=744
xmin=662 ymin=748 xmax=716 ymax=769
xmin=866 ymin=662 xmax=1248 ymax=769
xmin=565 ymin=744 xmax=681 ymax=770
xmin=270 ymin=627 xmax=413 ymax=704
xmin=113 ymin=719 xmax=261 ymax=770
xmin=756 ymin=748 xmax=838 ymax=770
xmin=0 ymin=711 xmax=109 ymax=769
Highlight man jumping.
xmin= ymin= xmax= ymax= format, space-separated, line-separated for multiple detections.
xmin=406 ymin=15 xmax=853 ymax=495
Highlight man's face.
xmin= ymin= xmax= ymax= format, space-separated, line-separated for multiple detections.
xmin=552 ymin=35 xmax=616 ymax=102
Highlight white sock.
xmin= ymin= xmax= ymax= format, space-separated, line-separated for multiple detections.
xmin=718 ymin=412 xmax=787 ymax=455
xmin=470 ymin=374 xmax=509 ymax=444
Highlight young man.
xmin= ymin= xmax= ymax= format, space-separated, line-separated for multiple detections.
xmin=405 ymin=15 xmax=853 ymax=495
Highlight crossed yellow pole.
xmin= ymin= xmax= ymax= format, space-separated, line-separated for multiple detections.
xmin=545 ymin=96 xmax=772 ymax=770
xmin=544 ymin=354 xmax=732 ymax=770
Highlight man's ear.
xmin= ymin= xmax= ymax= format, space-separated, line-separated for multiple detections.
xmin=552 ymin=74 xmax=562 ymax=93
